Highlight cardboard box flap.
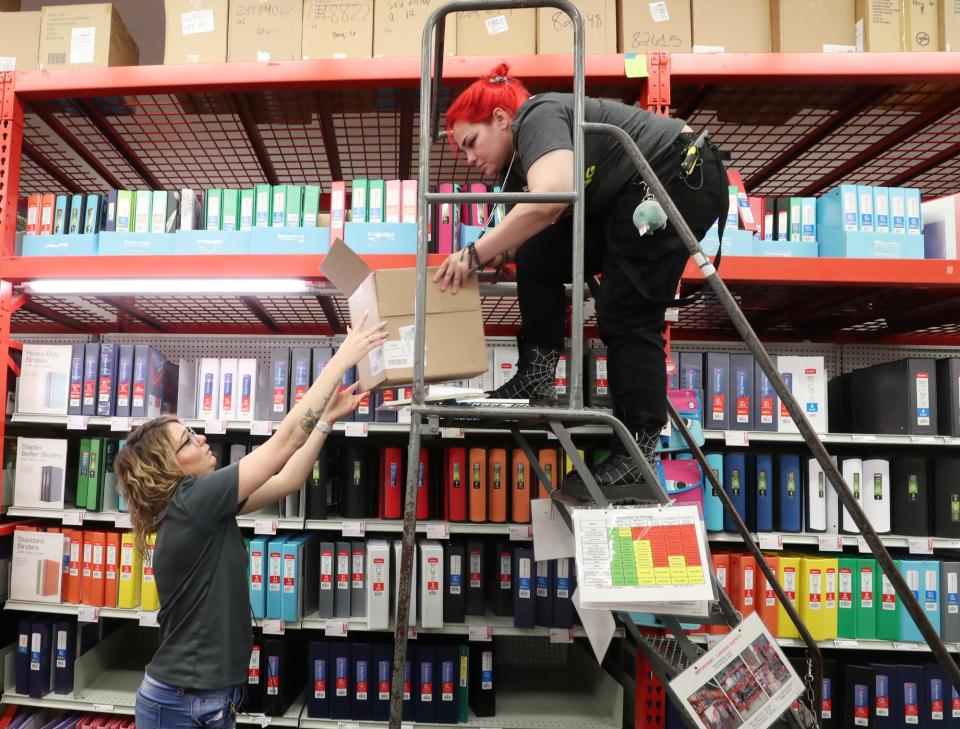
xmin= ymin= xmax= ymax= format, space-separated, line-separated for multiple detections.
xmin=374 ymin=267 xmax=480 ymax=317
xmin=320 ymin=238 xmax=372 ymax=297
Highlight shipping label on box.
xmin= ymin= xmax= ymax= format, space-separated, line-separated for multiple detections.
xmin=39 ymin=3 xmax=139 ymax=69
xmin=14 ymin=437 xmax=68 ymax=509
xmin=164 ymin=0 xmax=229 ymax=64
xmin=228 ymin=0 xmax=303 ymax=62
xmin=457 ymin=8 xmax=536 ymax=55
xmin=619 ymin=0 xmax=691 ymax=52
xmin=11 ymin=530 xmax=64 ymax=602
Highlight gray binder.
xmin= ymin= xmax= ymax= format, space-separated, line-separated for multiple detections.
xmin=941 ymin=561 xmax=960 ymax=641
xmin=318 ymin=540 xmax=336 ymax=618
xmin=335 ymin=540 xmax=352 ymax=618
xmin=350 ymin=541 xmax=367 ymax=618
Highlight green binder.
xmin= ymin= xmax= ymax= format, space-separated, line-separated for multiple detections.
xmin=838 ymin=557 xmax=857 ymax=638
xmin=457 ymin=644 xmax=469 ymax=724
xmin=857 ymin=557 xmax=878 ymax=640
xmin=76 ymin=438 xmax=91 ymax=509
xmin=876 ymin=559 xmax=901 ymax=641
xmin=87 ymin=438 xmax=103 ymax=512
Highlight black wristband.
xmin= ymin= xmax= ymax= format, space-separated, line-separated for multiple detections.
xmin=466 ymin=242 xmax=482 ymax=270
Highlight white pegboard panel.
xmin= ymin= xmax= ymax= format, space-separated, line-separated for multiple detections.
xmin=671 ymin=340 xmax=843 ymax=379
xmin=839 ymin=343 xmax=960 ymax=374
xmin=101 ymin=334 xmax=340 ymax=373
xmin=497 ymin=635 xmax=571 ymax=667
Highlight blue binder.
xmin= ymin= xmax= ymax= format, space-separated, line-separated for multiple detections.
xmin=16 ymin=618 xmax=30 ymax=695
xmin=28 ymin=621 xmax=52 ymax=699
xmin=513 ymin=546 xmax=536 ymax=629
xmin=329 ymin=642 xmax=352 ymax=720
xmin=352 ymin=642 xmax=372 ymax=721
xmin=436 ymin=645 xmax=459 ymax=724
xmin=703 ymin=453 xmax=724 ymax=532
xmin=52 ymin=620 xmax=76 ymax=695
xmin=723 ymin=452 xmax=751 ymax=532
xmin=923 ymin=560 xmax=942 ymax=639
xmin=899 ymin=560 xmax=924 ymax=643
xmin=897 ymin=665 xmax=925 ymax=729
xmin=371 ymin=643 xmax=393 ymax=722
xmin=535 ymin=559 xmax=553 ymax=627
xmin=924 ymin=663 xmax=948 ymax=728
xmin=307 ymin=641 xmax=330 ymax=718
xmin=871 ymin=664 xmax=899 ymax=729
xmin=754 ymin=453 xmax=774 ymax=532
xmin=778 ymin=454 xmax=803 ymax=533
xmin=415 ymin=644 xmax=437 ymax=724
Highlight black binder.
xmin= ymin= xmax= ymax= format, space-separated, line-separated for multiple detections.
xmin=52 ymin=620 xmax=76 ymax=695
xmin=936 ymin=357 xmax=960 ymax=436
xmin=15 ymin=618 xmax=30 ymax=695
xmin=891 ymin=457 xmax=930 ymax=536
xmin=552 ymin=558 xmax=576 ymax=629
xmin=371 ymin=642 xmax=393 ymax=722
xmin=306 ymin=641 xmax=329 ymax=719
xmin=842 ymin=664 xmax=876 ymax=729
xmin=488 ymin=542 xmax=514 ymax=617
xmin=436 ymin=644 xmax=459 ymax=724
xmin=849 ymin=358 xmax=938 ymax=435
xmin=933 ymin=458 xmax=960 ymax=538
xmin=415 ymin=644 xmax=437 ymax=724
xmin=340 ymin=443 xmax=370 ymax=519
xmin=28 ymin=621 xmax=52 ymax=699
xmin=444 ymin=541 xmax=466 ymax=623
xmin=351 ymin=642 xmax=372 ymax=721
xmin=469 ymin=643 xmax=496 ymax=718
xmin=306 ymin=454 xmax=329 ymax=520
xmin=466 ymin=541 xmax=486 ymax=616
xmin=869 ymin=663 xmax=898 ymax=729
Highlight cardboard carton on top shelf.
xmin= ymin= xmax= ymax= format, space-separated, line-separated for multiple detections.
xmin=163 ymin=0 xmax=229 ymax=64
xmin=771 ymin=0 xmax=856 ymax=52
xmin=302 ymin=0 xmax=373 ymax=59
xmin=456 ymin=8 xmax=536 ymax=56
xmin=536 ymin=0 xmax=616 ymax=55
xmin=855 ymin=0 xmax=902 ymax=51
xmin=373 ymin=0 xmax=457 ymax=58
xmin=227 ymin=0 xmax=303 ymax=62
xmin=618 ymin=0 xmax=691 ymax=54
xmin=942 ymin=0 xmax=960 ymax=50
xmin=691 ymin=0 xmax=772 ymax=52
xmin=0 ymin=11 xmax=41 ymax=70
xmin=320 ymin=239 xmax=487 ymax=390
xmin=901 ymin=0 xmax=939 ymax=51
xmin=39 ymin=3 xmax=139 ymax=69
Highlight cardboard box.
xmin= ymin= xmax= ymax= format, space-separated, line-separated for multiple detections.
xmin=320 ymin=239 xmax=486 ymax=390
xmin=228 ymin=0 xmax=303 ymax=62
xmin=902 ymin=0 xmax=939 ymax=50
xmin=16 ymin=344 xmax=71 ymax=416
xmin=373 ymin=0 xmax=456 ymax=57
xmin=457 ymin=8 xmax=535 ymax=55
xmin=537 ymin=0 xmax=616 ymax=54
xmin=302 ymin=0 xmax=373 ymax=58
xmin=771 ymin=0 xmax=856 ymax=52
xmin=0 ymin=11 xmax=41 ymax=70
xmin=692 ymin=0 xmax=771 ymax=52
xmin=14 ymin=437 xmax=68 ymax=509
xmin=39 ymin=4 xmax=139 ymax=69
xmin=11 ymin=531 xmax=64 ymax=603
xmin=942 ymin=0 xmax=960 ymax=49
xmin=855 ymin=0 xmax=902 ymax=50
xmin=618 ymin=0 xmax=691 ymax=53
xmin=164 ymin=0 xmax=228 ymax=64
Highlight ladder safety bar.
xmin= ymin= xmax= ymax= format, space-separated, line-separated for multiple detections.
xmin=423 ymin=191 xmax=579 ymax=204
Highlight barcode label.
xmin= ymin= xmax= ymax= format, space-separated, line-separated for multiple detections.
xmin=47 ymin=53 xmax=67 ymax=65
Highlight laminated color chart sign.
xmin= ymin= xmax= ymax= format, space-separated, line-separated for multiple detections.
xmin=671 ymin=613 xmax=803 ymax=729
xmin=573 ymin=504 xmax=714 ymax=608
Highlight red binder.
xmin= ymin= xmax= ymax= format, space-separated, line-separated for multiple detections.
xmin=104 ymin=531 xmax=121 ymax=609
xmin=488 ymin=449 xmax=508 ymax=523
xmin=468 ymin=447 xmax=487 ymax=523
xmin=445 ymin=447 xmax=467 ymax=522
xmin=511 ymin=449 xmax=531 ymax=523
xmin=26 ymin=194 xmax=41 ymax=234
xmin=38 ymin=194 xmax=55 ymax=235
xmin=537 ymin=448 xmax=559 ymax=500
xmin=381 ymin=447 xmax=404 ymax=519
xmin=416 ymin=448 xmax=430 ymax=520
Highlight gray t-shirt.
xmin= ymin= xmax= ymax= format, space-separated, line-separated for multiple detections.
xmin=510 ymin=93 xmax=685 ymax=210
xmin=146 ymin=462 xmax=252 ymax=689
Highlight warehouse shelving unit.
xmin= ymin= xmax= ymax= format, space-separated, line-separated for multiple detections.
xmin=4 ymin=46 xmax=960 ymax=729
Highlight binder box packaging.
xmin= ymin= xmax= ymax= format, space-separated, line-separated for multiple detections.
xmin=419 ymin=541 xmax=444 ymax=629
xmin=321 ymin=240 xmax=486 ymax=391
xmin=350 ymin=541 xmax=367 ymax=618
xmin=392 ymin=540 xmax=417 ymax=626
xmin=14 ymin=438 xmax=68 ymax=509
xmin=17 ymin=344 xmax=72 ymax=416
xmin=705 ymin=352 xmax=730 ymax=429
xmin=777 ymin=356 xmax=828 ymax=434
xmin=366 ymin=540 xmax=390 ymax=630
xmin=11 ymin=530 xmax=64 ymax=602
xmin=847 ymin=358 xmax=939 ymax=436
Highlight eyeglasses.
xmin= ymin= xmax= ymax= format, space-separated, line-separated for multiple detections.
xmin=175 ymin=426 xmax=201 ymax=454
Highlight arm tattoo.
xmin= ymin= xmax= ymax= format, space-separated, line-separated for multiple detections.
xmin=299 ymin=407 xmax=321 ymax=435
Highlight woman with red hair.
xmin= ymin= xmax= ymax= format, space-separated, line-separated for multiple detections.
xmin=435 ymin=63 xmax=729 ymax=501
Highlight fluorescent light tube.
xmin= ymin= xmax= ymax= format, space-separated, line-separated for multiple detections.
xmin=25 ymin=278 xmax=309 ymax=295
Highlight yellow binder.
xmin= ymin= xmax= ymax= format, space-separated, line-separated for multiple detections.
xmin=776 ymin=554 xmax=801 ymax=638
xmin=140 ymin=533 xmax=160 ymax=612
xmin=117 ymin=531 xmax=142 ymax=609
xmin=799 ymin=557 xmax=839 ymax=641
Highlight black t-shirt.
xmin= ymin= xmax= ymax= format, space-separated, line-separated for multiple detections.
xmin=146 ymin=462 xmax=252 ymax=689
xmin=510 ymin=93 xmax=685 ymax=211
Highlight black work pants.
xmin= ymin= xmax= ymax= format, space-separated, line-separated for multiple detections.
xmin=515 ymin=139 xmax=729 ymax=432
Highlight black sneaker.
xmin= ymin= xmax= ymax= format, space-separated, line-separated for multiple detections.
xmin=561 ymin=427 xmax=662 ymax=504
xmin=486 ymin=343 xmax=560 ymax=404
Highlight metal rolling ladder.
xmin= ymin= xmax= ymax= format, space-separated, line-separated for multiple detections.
xmin=383 ymin=2 xmax=960 ymax=727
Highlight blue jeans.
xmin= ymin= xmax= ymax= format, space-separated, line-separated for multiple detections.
xmin=135 ymin=673 xmax=244 ymax=729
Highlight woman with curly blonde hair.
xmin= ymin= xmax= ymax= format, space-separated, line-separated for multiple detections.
xmin=115 ymin=315 xmax=387 ymax=728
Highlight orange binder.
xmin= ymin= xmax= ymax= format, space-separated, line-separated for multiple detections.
xmin=757 ymin=554 xmax=780 ymax=635
xmin=707 ymin=553 xmax=731 ymax=634
xmin=511 ymin=449 xmax=532 ymax=523
xmin=728 ymin=553 xmax=757 ymax=619
xmin=103 ymin=531 xmax=121 ymax=608
xmin=468 ymin=447 xmax=487 ymax=523
xmin=63 ymin=528 xmax=83 ymax=604
xmin=38 ymin=194 xmax=55 ymax=235
xmin=488 ymin=449 xmax=508 ymax=523
xmin=83 ymin=531 xmax=106 ymax=607
xmin=81 ymin=531 xmax=94 ymax=604
xmin=537 ymin=448 xmax=559 ymax=500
